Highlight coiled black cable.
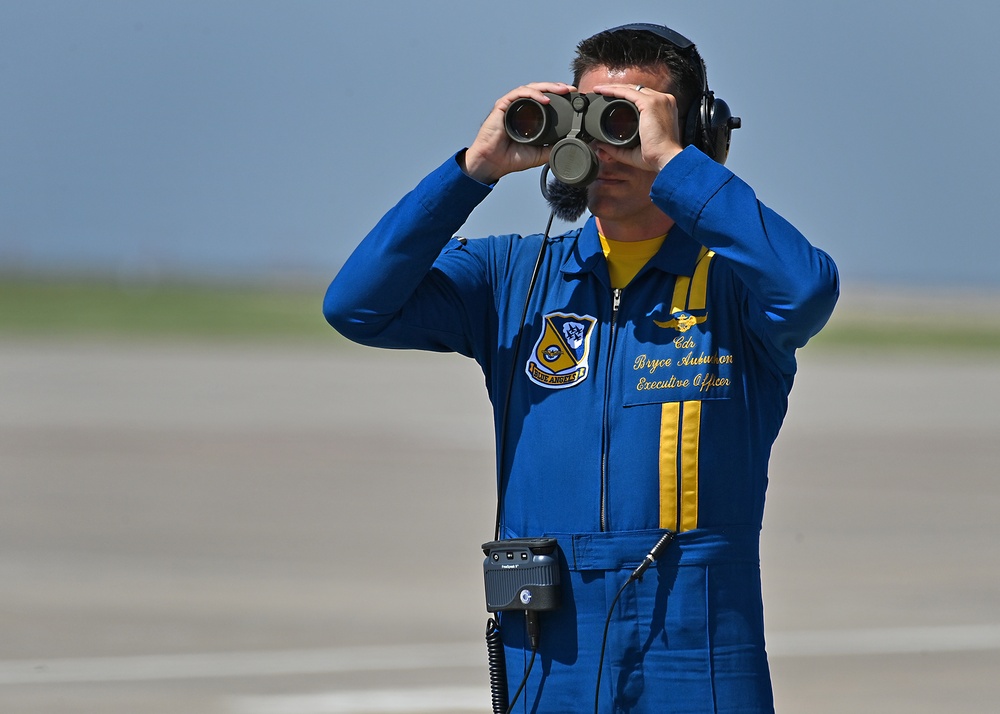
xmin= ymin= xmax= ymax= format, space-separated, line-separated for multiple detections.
xmin=486 ymin=618 xmax=509 ymax=714
xmin=487 ymin=611 xmax=542 ymax=714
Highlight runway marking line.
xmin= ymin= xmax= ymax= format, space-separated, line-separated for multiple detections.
xmin=228 ymin=686 xmax=487 ymax=714
xmin=1 ymin=624 xmax=999 ymax=687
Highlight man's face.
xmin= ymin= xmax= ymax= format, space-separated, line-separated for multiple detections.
xmin=577 ymin=65 xmax=675 ymax=234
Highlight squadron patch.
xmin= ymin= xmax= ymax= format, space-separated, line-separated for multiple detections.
xmin=525 ymin=312 xmax=597 ymax=389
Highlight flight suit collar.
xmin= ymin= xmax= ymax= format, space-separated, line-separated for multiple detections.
xmin=561 ymin=215 xmax=704 ymax=280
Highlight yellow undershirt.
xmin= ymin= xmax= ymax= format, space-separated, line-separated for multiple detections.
xmin=599 ymin=233 xmax=668 ymax=289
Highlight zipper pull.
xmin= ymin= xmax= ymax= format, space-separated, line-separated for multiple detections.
xmin=612 ymin=288 xmax=621 ymax=323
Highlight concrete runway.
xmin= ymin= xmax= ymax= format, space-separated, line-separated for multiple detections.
xmin=0 ymin=337 xmax=998 ymax=713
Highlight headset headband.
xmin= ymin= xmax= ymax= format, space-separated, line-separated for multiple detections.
xmin=599 ymin=22 xmax=707 ymax=93
xmin=604 ymin=22 xmax=696 ymax=51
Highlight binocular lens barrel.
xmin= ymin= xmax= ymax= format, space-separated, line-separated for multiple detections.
xmin=504 ymin=93 xmax=640 ymax=147
xmin=506 ymin=100 xmax=548 ymax=143
xmin=600 ymin=102 xmax=640 ymax=144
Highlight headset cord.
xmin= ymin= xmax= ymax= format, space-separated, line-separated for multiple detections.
xmin=504 ymin=611 xmax=541 ymax=714
xmin=492 ymin=206 xmax=555 ymax=542
xmin=593 ymin=532 xmax=675 ymax=714
xmin=488 ymin=172 xmax=559 ymax=712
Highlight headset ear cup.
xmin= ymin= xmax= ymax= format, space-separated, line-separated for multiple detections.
xmin=705 ymin=95 xmax=737 ymax=165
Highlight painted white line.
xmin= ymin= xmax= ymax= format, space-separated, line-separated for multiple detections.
xmin=0 ymin=643 xmax=484 ymax=685
xmin=767 ymin=623 xmax=1000 ymax=657
xmin=228 ymin=686 xmax=488 ymax=714
xmin=2 ymin=624 xmax=999 ymax=687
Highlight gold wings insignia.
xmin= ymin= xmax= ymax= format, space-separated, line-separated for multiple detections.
xmin=653 ymin=312 xmax=707 ymax=332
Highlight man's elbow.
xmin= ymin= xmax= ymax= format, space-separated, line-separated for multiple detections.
xmin=322 ymin=280 xmax=367 ymax=341
xmin=793 ymin=256 xmax=841 ymax=341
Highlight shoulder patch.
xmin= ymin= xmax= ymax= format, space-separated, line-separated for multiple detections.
xmin=524 ymin=312 xmax=597 ymax=389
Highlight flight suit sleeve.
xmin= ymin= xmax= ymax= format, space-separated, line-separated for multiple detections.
xmin=323 ymin=153 xmax=496 ymax=359
xmin=650 ymin=146 xmax=840 ymax=369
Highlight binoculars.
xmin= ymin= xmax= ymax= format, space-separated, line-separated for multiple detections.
xmin=504 ymin=92 xmax=640 ymax=186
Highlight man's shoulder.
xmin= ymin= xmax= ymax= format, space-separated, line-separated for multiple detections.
xmin=439 ymin=227 xmax=584 ymax=285
xmin=455 ymin=226 xmax=583 ymax=256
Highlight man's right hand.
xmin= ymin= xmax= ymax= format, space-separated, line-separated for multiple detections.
xmin=460 ymin=82 xmax=575 ymax=185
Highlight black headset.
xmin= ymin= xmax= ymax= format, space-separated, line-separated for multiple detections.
xmin=603 ymin=23 xmax=741 ymax=164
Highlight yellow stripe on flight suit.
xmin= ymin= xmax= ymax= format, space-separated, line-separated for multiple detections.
xmin=659 ymin=248 xmax=714 ymax=532
xmin=658 ymin=402 xmax=680 ymax=530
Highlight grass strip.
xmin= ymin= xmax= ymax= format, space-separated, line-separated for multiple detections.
xmin=1 ymin=277 xmax=998 ymax=351
xmin=0 ymin=278 xmax=334 ymax=342
xmin=808 ymin=321 xmax=1000 ymax=352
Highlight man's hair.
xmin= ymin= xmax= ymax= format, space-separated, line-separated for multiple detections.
xmin=571 ymin=27 xmax=704 ymax=119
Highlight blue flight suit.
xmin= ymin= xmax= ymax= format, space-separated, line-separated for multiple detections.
xmin=324 ymin=145 xmax=839 ymax=712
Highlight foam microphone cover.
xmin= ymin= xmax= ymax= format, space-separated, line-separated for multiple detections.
xmin=544 ymin=177 xmax=589 ymax=223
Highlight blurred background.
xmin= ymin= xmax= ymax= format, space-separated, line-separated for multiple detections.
xmin=3 ymin=0 xmax=1000 ymax=288
xmin=1 ymin=1 xmax=998 ymax=712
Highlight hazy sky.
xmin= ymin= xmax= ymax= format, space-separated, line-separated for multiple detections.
xmin=2 ymin=0 xmax=998 ymax=289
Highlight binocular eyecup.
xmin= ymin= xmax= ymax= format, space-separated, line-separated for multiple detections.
xmin=504 ymin=92 xmax=640 ymax=187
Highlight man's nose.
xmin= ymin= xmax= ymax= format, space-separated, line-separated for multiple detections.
xmin=593 ymin=143 xmax=617 ymax=163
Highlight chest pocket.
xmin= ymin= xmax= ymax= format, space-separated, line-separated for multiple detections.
xmin=621 ymin=247 xmax=737 ymax=407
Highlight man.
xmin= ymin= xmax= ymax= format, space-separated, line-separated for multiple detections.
xmin=325 ymin=23 xmax=838 ymax=714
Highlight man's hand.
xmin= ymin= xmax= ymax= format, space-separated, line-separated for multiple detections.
xmin=589 ymin=83 xmax=685 ymax=172
xmin=461 ymin=82 xmax=575 ymax=185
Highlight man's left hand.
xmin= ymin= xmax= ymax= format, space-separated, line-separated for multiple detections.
xmin=590 ymin=83 xmax=685 ymax=172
